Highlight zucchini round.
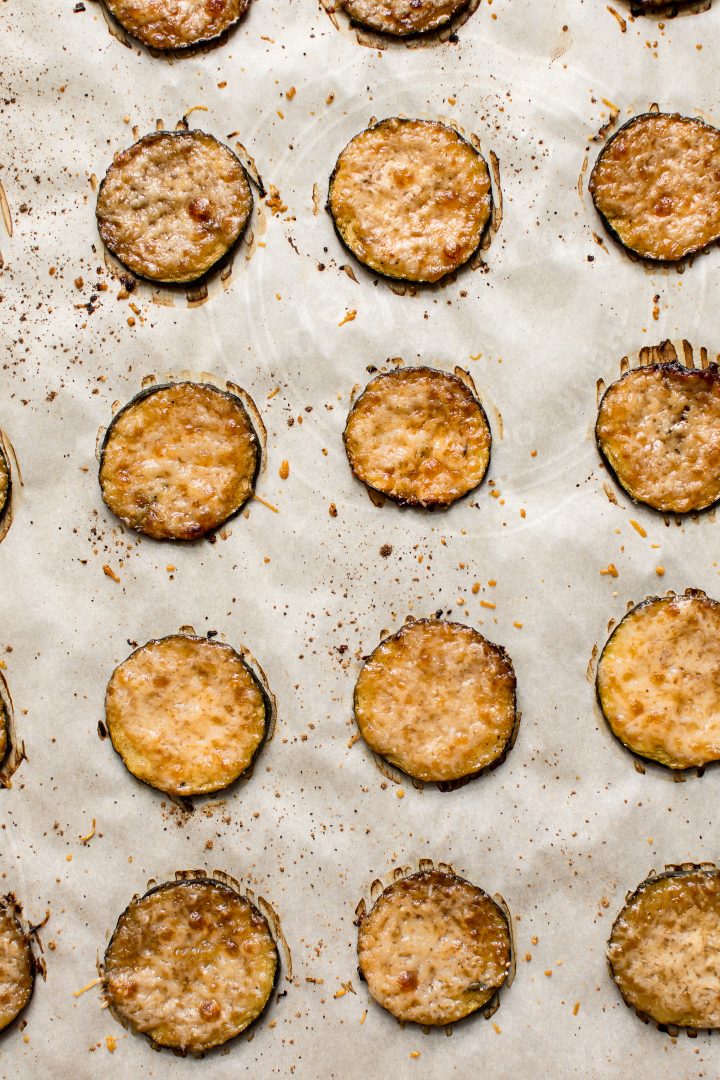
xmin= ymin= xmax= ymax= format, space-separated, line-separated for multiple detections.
xmin=608 ymin=866 xmax=720 ymax=1029
xmin=96 ymin=130 xmax=253 ymax=283
xmin=0 ymin=897 xmax=34 ymax=1034
xmin=354 ymin=619 xmax=516 ymax=782
xmin=596 ymin=362 xmax=720 ymax=513
xmin=102 ymin=0 xmax=249 ymax=50
xmin=99 ymin=381 xmax=260 ymax=542
xmin=0 ymin=443 xmax=10 ymax=525
xmin=589 ymin=112 xmax=720 ymax=262
xmin=343 ymin=367 xmax=491 ymax=508
xmin=339 ymin=0 xmax=469 ymax=36
xmin=105 ymin=634 xmax=267 ymax=797
xmin=357 ymin=869 xmax=511 ymax=1025
xmin=327 ymin=118 xmax=492 ymax=283
xmin=104 ymin=877 xmax=278 ymax=1052
xmin=596 ymin=591 xmax=720 ymax=769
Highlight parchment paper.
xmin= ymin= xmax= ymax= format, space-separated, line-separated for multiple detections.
xmin=1 ymin=1 xmax=720 ymax=1076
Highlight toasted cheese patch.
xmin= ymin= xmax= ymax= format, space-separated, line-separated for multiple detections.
xmin=340 ymin=0 xmax=468 ymax=35
xmin=106 ymin=635 xmax=267 ymax=797
xmin=344 ymin=368 xmax=491 ymax=507
xmin=328 ymin=118 xmax=492 ymax=283
xmin=103 ymin=0 xmax=249 ymax=49
xmin=589 ymin=113 xmax=720 ymax=261
xmin=597 ymin=592 xmax=720 ymax=768
xmin=609 ymin=867 xmax=720 ymax=1028
xmin=105 ymin=879 xmax=277 ymax=1052
xmin=358 ymin=869 xmax=511 ymax=1025
xmin=99 ymin=382 xmax=259 ymax=541
xmin=354 ymin=619 xmax=516 ymax=781
xmin=0 ymin=447 xmax=9 ymax=522
xmin=597 ymin=363 xmax=720 ymax=513
xmin=0 ymin=900 xmax=33 ymax=1033
xmin=96 ymin=131 xmax=252 ymax=283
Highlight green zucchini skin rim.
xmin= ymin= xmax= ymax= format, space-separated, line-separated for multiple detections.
xmin=98 ymin=380 xmax=261 ymax=542
xmin=101 ymin=0 xmax=250 ymax=54
xmin=103 ymin=876 xmax=280 ymax=1053
xmin=356 ymin=868 xmax=513 ymax=1024
xmin=589 ymin=111 xmax=720 ymax=264
xmin=342 ymin=366 xmax=493 ymax=509
xmin=607 ymin=863 xmax=720 ymax=1031
xmin=339 ymin=0 xmax=472 ymax=39
xmin=104 ymin=633 xmax=271 ymax=799
xmin=96 ymin=130 xmax=254 ymax=286
xmin=352 ymin=617 xmax=518 ymax=785
xmin=0 ymin=895 xmax=35 ymax=1037
xmin=326 ymin=117 xmax=494 ymax=285
xmin=595 ymin=361 xmax=720 ymax=515
xmin=595 ymin=590 xmax=720 ymax=770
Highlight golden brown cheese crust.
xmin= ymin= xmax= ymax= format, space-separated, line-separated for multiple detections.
xmin=597 ymin=592 xmax=720 ymax=768
xmin=343 ymin=368 xmax=491 ymax=507
xmin=0 ymin=447 xmax=9 ymax=522
xmin=589 ymin=113 xmax=720 ymax=261
xmin=0 ymin=900 xmax=33 ymax=1033
xmin=357 ymin=870 xmax=511 ymax=1025
xmin=99 ymin=382 xmax=259 ymax=541
xmin=597 ymin=363 xmax=720 ymax=513
xmin=340 ymin=0 xmax=468 ymax=35
xmin=96 ymin=131 xmax=252 ymax=283
xmin=105 ymin=635 xmax=267 ymax=797
xmin=354 ymin=619 xmax=516 ymax=782
xmin=328 ymin=119 xmax=492 ymax=283
xmin=103 ymin=0 xmax=249 ymax=49
xmin=104 ymin=879 xmax=277 ymax=1052
xmin=608 ymin=868 xmax=720 ymax=1028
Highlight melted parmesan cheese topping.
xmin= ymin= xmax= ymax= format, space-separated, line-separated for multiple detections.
xmin=0 ymin=902 xmax=33 ymax=1033
xmin=597 ymin=593 xmax=720 ymax=768
xmin=99 ymin=382 xmax=259 ymax=541
xmin=344 ymin=368 xmax=491 ymax=506
xmin=97 ymin=131 xmax=252 ymax=283
xmin=105 ymin=635 xmax=266 ymax=797
xmin=104 ymin=0 xmax=248 ymax=49
xmin=340 ymin=0 xmax=467 ymax=35
xmin=597 ymin=364 xmax=720 ymax=513
xmin=590 ymin=114 xmax=720 ymax=261
xmin=609 ymin=869 xmax=720 ymax=1028
xmin=358 ymin=870 xmax=511 ymax=1025
xmin=105 ymin=880 xmax=277 ymax=1052
xmin=328 ymin=119 xmax=492 ymax=282
xmin=354 ymin=619 xmax=516 ymax=781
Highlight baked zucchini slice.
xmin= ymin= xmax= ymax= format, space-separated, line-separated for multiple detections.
xmin=339 ymin=0 xmax=469 ymax=36
xmin=327 ymin=118 xmax=492 ymax=283
xmin=104 ymin=877 xmax=278 ymax=1052
xmin=102 ymin=0 xmax=249 ymax=50
xmin=343 ymin=367 xmax=491 ymax=507
xmin=99 ymin=381 xmax=260 ymax=541
xmin=96 ymin=130 xmax=252 ymax=283
xmin=357 ymin=869 xmax=511 ymax=1025
xmin=0 ymin=897 xmax=34 ymax=1034
xmin=105 ymin=634 xmax=267 ymax=797
xmin=596 ymin=362 xmax=720 ymax=513
xmin=354 ymin=619 xmax=516 ymax=782
xmin=589 ymin=113 xmax=720 ymax=262
xmin=608 ymin=866 xmax=720 ymax=1029
xmin=596 ymin=591 xmax=720 ymax=768
xmin=0 ymin=443 xmax=10 ymax=526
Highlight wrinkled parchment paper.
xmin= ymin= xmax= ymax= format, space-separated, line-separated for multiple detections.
xmin=2 ymin=1 xmax=720 ymax=1076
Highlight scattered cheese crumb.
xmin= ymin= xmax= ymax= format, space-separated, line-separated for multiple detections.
xmin=338 ymin=309 xmax=357 ymax=327
xmin=279 ymin=460 xmax=290 ymax=480
xmin=655 ymin=566 xmax=665 ymax=577
xmin=629 ymin=519 xmax=647 ymax=538
xmin=600 ymin=563 xmax=618 ymax=578
xmin=102 ymin=564 xmax=120 ymax=583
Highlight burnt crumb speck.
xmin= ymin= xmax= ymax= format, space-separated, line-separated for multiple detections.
xmin=73 ymin=2 xmax=86 ymax=10
xmin=379 ymin=544 xmax=393 ymax=558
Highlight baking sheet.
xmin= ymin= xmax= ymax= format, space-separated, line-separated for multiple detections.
xmin=2 ymin=0 xmax=720 ymax=1076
